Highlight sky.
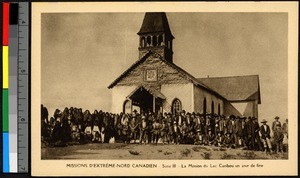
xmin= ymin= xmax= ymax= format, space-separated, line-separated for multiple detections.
xmin=41 ymin=12 xmax=288 ymax=123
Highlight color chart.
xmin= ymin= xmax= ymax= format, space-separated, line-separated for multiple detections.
xmin=2 ymin=2 xmax=29 ymax=173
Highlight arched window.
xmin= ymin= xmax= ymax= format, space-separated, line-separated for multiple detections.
xmin=172 ymin=98 xmax=182 ymax=115
xmin=218 ymin=104 xmax=221 ymax=115
xmin=141 ymin=37 xmax=146 ymax=47
xmin=153 ymin=36 xmax=157 ymax=46
xmin=146 ymin=36 xmax=151 ymax=46
xmin=211 ymin=101 xmax=214 ymax=114
xmin=203 ymin=98 xmax=207 ymax=115
xmin=158 ymin=35 xmax=163 ymax=46
xmin=123 ymin=100 xmax=131 ymax=114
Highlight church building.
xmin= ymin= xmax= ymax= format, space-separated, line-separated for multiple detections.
xmin=108 ymin=12 xmax=261 ymax=117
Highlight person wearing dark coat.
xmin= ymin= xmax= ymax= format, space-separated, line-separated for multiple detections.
xmin=246 ymin=117 xmax=256 ymax=150
xmin=172 ymin=121 xmax=181 ymax=144
xmin=253 ymin=117 xmax=263 ymax=151
xmin=234 ymin=117 xmax=244 ymax=147
xmin=260 ymin=119 xmax=272 ymax=153
xmin=273 ymin=124 xmax=284 ymax=153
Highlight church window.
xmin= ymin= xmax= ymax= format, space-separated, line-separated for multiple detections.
xmin=172 ymin=98 xmax=182 ymax=115
xmin=203 ymin=97 xmax=207 ymax=115
xmin=123 ymin=100 xmax=131 ymax=114
xmin=158 ymin=35 xmax=163 ymax=46
xmin=153 ymin=36 xmax=157 ymax=46
xmin=218 ymin=103 xmax=221 ymax=115
xmin=146 ymin=36 xmax=151 ymax=46
xmin=211 ymin=101 xmax=214 ymax=114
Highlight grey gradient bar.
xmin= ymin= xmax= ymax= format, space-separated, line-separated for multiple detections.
xmin=9 ymin=23 xmax=18 ymax=172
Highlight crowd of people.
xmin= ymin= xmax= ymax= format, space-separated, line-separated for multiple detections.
xmin=41 ymin=105 xmax=288 ymax=153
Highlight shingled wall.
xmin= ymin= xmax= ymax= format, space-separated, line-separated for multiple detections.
xmin=116 ymin=55 xmax=190 ymax=91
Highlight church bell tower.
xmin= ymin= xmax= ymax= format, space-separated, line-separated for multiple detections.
xmin=137 ymin=12 xmax=174 ymax=63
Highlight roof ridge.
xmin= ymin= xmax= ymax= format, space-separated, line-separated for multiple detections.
xmin=197 ymin=74 xmax=259 ymax=79
xmin=107 ymin=50 xmax=153 ymax=89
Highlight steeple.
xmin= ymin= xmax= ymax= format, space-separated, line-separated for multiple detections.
xmin=137 ymin=12 xmax=174 ymax=63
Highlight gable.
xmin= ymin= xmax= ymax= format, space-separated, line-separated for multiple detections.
xmin=112 ymin=53 xmax=191 ymax=90
xmin=108 ymin=51 xmax=227 ymax=101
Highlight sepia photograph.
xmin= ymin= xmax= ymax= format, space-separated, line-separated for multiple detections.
xmin=31 ymin=2 xmax=298 ymax=176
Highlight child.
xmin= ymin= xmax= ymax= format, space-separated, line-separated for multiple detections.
xmin=194 ymin=129 xmax=204 ymax=145
xmin=92 ymin=121 xmax=101 ymax=143
xmin=215 ymin=132 xmax=224 ymax=147
xmin=224 ymin=133 xmax=232 ymax=148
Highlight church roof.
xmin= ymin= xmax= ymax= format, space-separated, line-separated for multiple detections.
xmin=127 ymin=85 xmax=166 ymax=100
xmin=137 ymin=12 xmax=174 ymax=38
xmin=108 ymin=50 xmax=225 ymax=100
xmin=197 ymin=75 xmax=261 ymax=104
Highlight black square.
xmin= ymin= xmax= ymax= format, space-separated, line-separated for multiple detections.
xmin=9 ymin=3 xmax=18 ymax=25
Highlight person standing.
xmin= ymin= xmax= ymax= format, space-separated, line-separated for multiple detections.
xmin=234 ymin=117 xmax=244 ymax=147
xmin=172 ymin=121 xmax=180 ymax=144
xmin=282 ymin=118 xmax=288 ymax=149
xmin=260 ymin=119 xmax=272 ymax=153
xmin=129 ymin=118 xmax=138 ymax=143
xmin=253 ymin=117 xmax=263 ymax=151
xmin=152 ymin=119 xmax=161 ymax=144
xmin=160 ymin=120 xmax=168 ymax=144
xmin=139 ymin=116 xmax=148 ymax=144
xmin=272 ymin=116 xmax=281 ymax=134
xmin=273 ymin=124 xmax=284 ymax=153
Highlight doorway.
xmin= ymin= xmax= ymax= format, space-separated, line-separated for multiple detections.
xmin=126 ymin=86 xmax=164 ymax=114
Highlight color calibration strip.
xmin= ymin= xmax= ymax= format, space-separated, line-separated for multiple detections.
xmin=3 ymin=2 xmax=10 ymax=173
xmin=2 ymin=2 xmax=19 ymax=173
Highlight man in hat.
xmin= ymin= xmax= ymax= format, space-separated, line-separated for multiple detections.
xmin=129 ymin=117 xmax=138 ymax=143
xmin=253 ymin=117 xmax=263 ymax=151
xmin=219 ymin=115 xmax=226 ymax=135
xmin=272 ymin=116 xmax=281 ymax=134
xmin=260 ymin=119 xmax=272 ymax=153
xmin=194 ymin=129 xmax=204 ymax=145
